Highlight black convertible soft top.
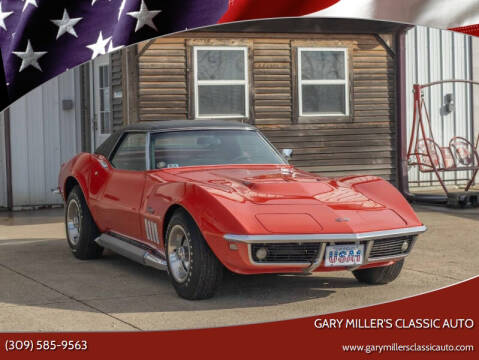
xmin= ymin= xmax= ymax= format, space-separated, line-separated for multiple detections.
xmin=95 ymin=120 xmax=255 ymax=159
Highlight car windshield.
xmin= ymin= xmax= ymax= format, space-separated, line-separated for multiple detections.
xmin=150 ymin=130 xmax=286 ymax=169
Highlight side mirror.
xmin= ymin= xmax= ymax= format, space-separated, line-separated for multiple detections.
xmin=282 ymin=148 xmax=293 ymax=160
xmin=95 ymin=154 xmax=110 ymax=169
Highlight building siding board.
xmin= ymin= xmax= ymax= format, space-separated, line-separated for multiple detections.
xmin=0 ymin=113 xmax=6 ymax=208
xmin=42 ymin=77 xmax=61 ymax=205
xmin=138 ymin=33 xmax=397 ymax=183
xmin=111 ymin=50 xmax=124 ymax=131
xmin=254 ymin=38 xmax=291 ymax=126
xmin=138 ymin=38 xmax=187 ymax=121
xmin=10 ymin=96 xmax=31 ymax=205
xmin=9 ymin=72 xmax=80 ymax=208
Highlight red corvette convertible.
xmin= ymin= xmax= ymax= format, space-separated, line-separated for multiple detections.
xmin=58 ymin=120 xmax=426 ymax=299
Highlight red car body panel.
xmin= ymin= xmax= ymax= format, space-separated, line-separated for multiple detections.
xmin=59 ymin=151 xmax=424 ymax=275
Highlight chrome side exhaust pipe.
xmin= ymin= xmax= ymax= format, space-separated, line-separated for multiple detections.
xmin=95 ymin=233 xmax=167 ymax=271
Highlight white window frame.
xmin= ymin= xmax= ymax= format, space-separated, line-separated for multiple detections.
xmin=193 ymin=46 xmax=249 ymax=119
xmin=298 ymin=47 xmax=349 ymax=117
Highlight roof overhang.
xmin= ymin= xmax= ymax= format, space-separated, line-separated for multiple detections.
xmin=193 ymin=17 xmax=413 ymax=35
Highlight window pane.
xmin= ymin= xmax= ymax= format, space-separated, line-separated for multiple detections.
xmin=101 ymin=112 xmax=111 ymax=134
xmin=197 ymin=50 xmax=245 ymax=80
xmin=302 ymin=84 xmax=346 ymax=114
xmin=99 ymin=67 xmax=104 ymax=88
xmin=103 ymin=66 xmax=110 ymax=86
xmin=100 ymin=90 xmax=105 ymax=109
xmin=301 ymin=51 xmax=345 ymax=80
xmin=102 ymin=87 xmax=110 ymax=110
xmin=111 ymin=133 xmax=146 ymax=171
xmin=198 ymin=85 xmax=245 ymax=116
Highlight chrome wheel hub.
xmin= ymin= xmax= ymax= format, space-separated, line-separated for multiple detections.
xmin=66 ymin=200 xmax=81 ymax=246
xmin=167 ymin=225 xmax=191 ymax=283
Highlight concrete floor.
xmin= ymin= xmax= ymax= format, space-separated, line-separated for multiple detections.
xmin=0 ymin=205 xmax=478 ymax=331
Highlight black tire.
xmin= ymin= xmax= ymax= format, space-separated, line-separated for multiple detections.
xmin=65 ymin=185 xmax=103 ymax=260
xmin=165 ymin=209 xmax=223 ymax=300
xmin=353 ymin=259 xmax=404 ymax=285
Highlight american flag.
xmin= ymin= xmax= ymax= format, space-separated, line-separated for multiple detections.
xmin=0 ymin=0 xmax=230 ymax=110
xmin=0 ymin=0 xmax=478 ymax=112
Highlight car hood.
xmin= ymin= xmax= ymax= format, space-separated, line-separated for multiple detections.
xmin=172 ymin=166 xmax=385 ymax=209
xmin=161 ymin=165 xmax=421 ymax=232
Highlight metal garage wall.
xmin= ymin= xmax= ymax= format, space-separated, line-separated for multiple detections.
xmin=9 ymin=69 xmax=81 ymax=208
xmin=406 ymin=26 xmax=473 ymax=188
xmin=0 ymin=113 xmax=7 ymax=208
xmin=473 ymin=38 xmax=479 ymax=156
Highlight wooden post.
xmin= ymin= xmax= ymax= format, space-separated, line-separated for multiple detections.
xmin=125 ymin=46 xmax=139 ymax=123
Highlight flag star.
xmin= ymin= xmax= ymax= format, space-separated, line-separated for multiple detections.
xmin=22 ymin=0 xmax=37 ymax=12
xmin=51 ymin=9 xmax=82 ymax=39
xmin=127 ymin=0 xmax=161 ymax=32
xmin=86 ymin=31 xmax=111 ymax=59
xmin=107 ymin=40 xmax=124 ymax=53
xmin=13 ymin=40 xmax=47 ymax=72
xmin=0 ymin=2 xmax=13 ymax=31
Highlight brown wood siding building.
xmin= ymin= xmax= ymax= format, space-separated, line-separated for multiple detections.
xmin=116 ymin=19 xmax=409 ymax=185
xmin=138 ymin=38 xmax=188 ymax=121
xmin=110 ymin=50 xmax=124 ymax=130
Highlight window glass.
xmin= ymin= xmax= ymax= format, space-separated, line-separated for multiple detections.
xmin=195 ymin=47 xmax=247 ymax=118
xmin=99 ymin=65 xmax=111 ymax=133
xmin=299 ymin=49 xmax=348 ymax=116
xmin=301 ymin=51 xmax=345 ymax=80
xmin=110 ymin=133 xmax=147 ymax=171
xmin=197 ymin=50 xmax=245 ymax=81
xmin=150 ymin=130 xmax=285 ymax=169
xmin=302 ymin=85 xmax=346 ymax=114
xmin=198 ymin=85 xmax=245 ymax=116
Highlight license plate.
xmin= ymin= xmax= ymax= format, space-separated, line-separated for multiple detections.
xmin=324 ymin=244 xmax=364 ymax=267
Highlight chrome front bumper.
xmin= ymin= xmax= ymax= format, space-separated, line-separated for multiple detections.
xmin=224 ymin=225 xmax=427 ymax=272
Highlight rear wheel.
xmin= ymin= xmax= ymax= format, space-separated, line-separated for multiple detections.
xmin=353 ymin=259 xmax=404 ymax=284
xmin=65 ymin=185 xmax=103 ymax=260
xmin=165 ymin=209 xmax=223 ymax=299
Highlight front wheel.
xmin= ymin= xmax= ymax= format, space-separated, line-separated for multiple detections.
xmin=353 ymin=259 xmax=404 ymax=284
xmin=165 ymin=209 xmax=223 ymax=300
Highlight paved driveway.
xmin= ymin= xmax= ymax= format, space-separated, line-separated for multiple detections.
xmin=0 ymin=205 xmax=477 ymax=331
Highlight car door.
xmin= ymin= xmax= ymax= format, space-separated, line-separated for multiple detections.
xmin=98 ymin=132 xmax=148 ymax=240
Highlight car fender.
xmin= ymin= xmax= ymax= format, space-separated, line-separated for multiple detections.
xmin=144 ymin=180 xmax=252 ymax=266
xmin=59 ymin=153 xmax=92 ymax=203
xmin=353 ymin=177 xmax=422 ymax=226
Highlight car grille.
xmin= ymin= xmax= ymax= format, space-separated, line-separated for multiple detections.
xmin=369 ymin=236 xmax=414 ymax=259
xmin=251 ymin=243 xmax=320 ymax=263
xmin=250 ymin=236 xmax=415 ymax=264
